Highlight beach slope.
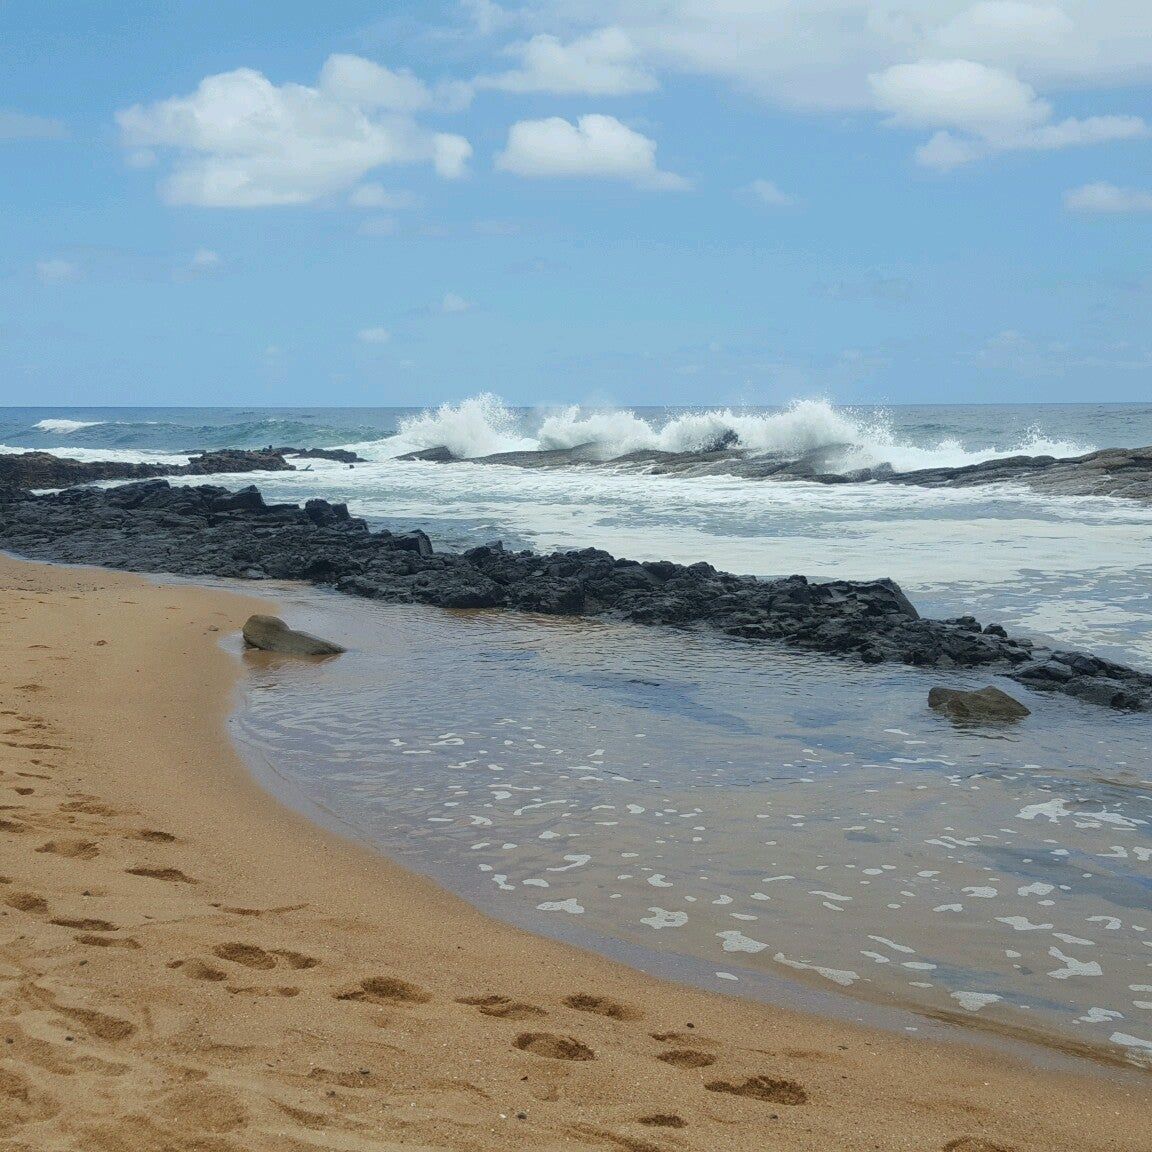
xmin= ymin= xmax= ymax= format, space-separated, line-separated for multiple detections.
xmin=0 ymin=555 xmax=1144 ymax=1151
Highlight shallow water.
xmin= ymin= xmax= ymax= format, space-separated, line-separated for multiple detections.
xmin=228 ymin=584 xmax=1152 ymax=1070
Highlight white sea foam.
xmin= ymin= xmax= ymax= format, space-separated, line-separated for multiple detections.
xmin=33 ymin=418 xmax=104 ymax=434
xmin=354 ymin=392 xmax=1094 ymax=473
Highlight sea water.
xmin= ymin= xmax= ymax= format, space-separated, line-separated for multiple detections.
xmin=4 ymin=398 xmax=1151 ymax=1064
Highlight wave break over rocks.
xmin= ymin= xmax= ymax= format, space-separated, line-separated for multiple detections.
xmin=0 ymin=478 xmax=1149 ymax=713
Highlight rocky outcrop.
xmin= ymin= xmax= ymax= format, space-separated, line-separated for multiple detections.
xmin=928 ymin=685 xmax=1031 ymax=721
xmin=242 ymin=614 xmax=346 ymax=656
xmin=277 ymin=447 xmax=367 ymax=464
xmin=0 ymin=449 xmax=295 ymax=490
xmin=397 ymin=442 xmax=1152 ymax=503
xmin=0 ymin=479 xmax=1148 ymax=711
xmin=0 ymin=453 xmax=174 ymax=489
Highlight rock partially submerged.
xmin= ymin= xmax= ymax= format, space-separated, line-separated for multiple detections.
xmin=928 ymin=685 xmax=1031 ymax=721
xmin=396 ymin=441 xmax=1152 ymax=503
xmin=0 ymin=478 xmax=1149 ymax=712
xmin=0 ymin=448 xmax=294 ymax=490
xmin=242 ymin=614 xmax=346 ymax=657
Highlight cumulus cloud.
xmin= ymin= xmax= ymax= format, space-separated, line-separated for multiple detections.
xmin=496 ymin=114 xmax=687 ymax=188
xmin=748 ymin=179 xmax=797 ymax=207
xmin=116 ymin=57 xmax=472 ymax=207
xmin=870 ymin=58 xmax=1147 ymax=169
xmin=479 ymin=28 xmax=657 ymax=95
xmin=35 ymin=259 xmax=80 ymax=284
xmin=358 ymin=326 xmax=393 ymax=343
xmin=1065 ymin=182 xmax=1152 ymax=213
xmin=0 ymin=109 xmax=67 ymax=141
xmin=497 ymin=3 xmax=1150 ymax=167
xmin=441 ymin=291 xmax=474 ymax=313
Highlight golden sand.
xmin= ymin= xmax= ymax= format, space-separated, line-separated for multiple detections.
xmin=0 ymin=555 xmax=1145 ymax=1151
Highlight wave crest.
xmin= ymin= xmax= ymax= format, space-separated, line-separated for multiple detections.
xmin=375 ymin=394 xmax=1093 ymax=473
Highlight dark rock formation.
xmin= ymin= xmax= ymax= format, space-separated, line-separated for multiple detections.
xmin=242 ymin=614 xmax=346 ymax=656
xmin=184 ymin=449 xmax=294 ymax=475
xmin=0 ymin=448 xmax=295 ymax=490
xmin=0 ymin=478 xmax=1149 ymax=712
xmin=397 ymin=441 xmax=1152 ymax=503
xmin=928 ymin=685 xmax=1031 ymax=721
xmin=0 ymin=452 xmax=173 ymax=489
xmin=277 ymin=447 xmax=368 ymax=464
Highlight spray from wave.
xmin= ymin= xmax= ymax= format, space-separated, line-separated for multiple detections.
xmin=371 ymin=393 xmax=1093 ymax=473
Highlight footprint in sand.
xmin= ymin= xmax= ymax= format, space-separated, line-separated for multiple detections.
xmin=57 ymin=1006 xmax=136 ymax=1042
xmin=125 ymin=866 xmax=197 ymax=884
xmin=37 ymin=839 xmax=100 ymax=860
xmin=59 ymin=799 xmax=118 ymax=817
xmin=50 ymin=917 xmax=118 ymax=932
xmin=335 ymin=976 xmax=432 ymax=1005
xmin=704 ymin=1076 xmax=808 ymax=1105
xmin=130 ymin=829 xmax=177 ymax=843
xmin=638 ymin=1114 xmax=687 ymax=1128
xmin=513 ymin=1032 xmax=595 ymax=1061
xmin=210 ymin=943 xmax=320 ymax=971
xmin=656 ymin=1049 xmax=716 ymax=1070
xmin=457 ymin=994 xmax=547 ymax=1020
xmin=173 ymin=959 xmax=228 ymax=982
xmin=563 ymin=993 xmax=642 ymax=1021
xmin=76 ymin=934 xmax=141 ymax=950
xmin=212 ymin=943 xmax=277 ymax=970
xmin=5 ymin=891 xmax=48 ymax=914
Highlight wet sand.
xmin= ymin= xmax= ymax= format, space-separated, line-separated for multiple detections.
xmin=0 ymin=554 xmax=1146 ymax=1152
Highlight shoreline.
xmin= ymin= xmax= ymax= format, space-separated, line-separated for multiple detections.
xmin=0 ymin=555 xmax=1147 ymax=1151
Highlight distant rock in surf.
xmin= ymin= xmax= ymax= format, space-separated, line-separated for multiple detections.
xmin=242 ymin=615 xmax=346 ymax=657
xmin=928 ymin=685 xmax=1031 ymax=721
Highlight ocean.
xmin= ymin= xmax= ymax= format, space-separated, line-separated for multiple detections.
xmin=4 ymin=398 xmax=1151 ymax=1067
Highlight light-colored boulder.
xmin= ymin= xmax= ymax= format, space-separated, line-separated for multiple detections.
xmin=928 ymin=685 xmax=1030 ymax=721
xmin=241 ymin=614 xmax=345 ymax=657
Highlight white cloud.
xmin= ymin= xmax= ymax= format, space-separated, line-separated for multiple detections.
xmin=748 ymin=179 xmax=797 ymax=207
xmin=870 ymin=57 xmax=1147 ymax=169
xmin=36 ymin=259 xmax=80 ymax=284
xmin=358 ymin=326 xmax=392 ymax=343
xmin=441 ymin=291 xmax=474 ymax=313
xmin=499 ymin=3 xmax=1151 ymax=167
xmin=189 ymin=248 xmax=221 ymax=271
xmin=871 ymin=59 xmax=1050 ymax=137
xmin=116 ymin=57 xmax=472 ymax=207
xmin=480 ymin=27 xmax=657 ymax=95
xmin=1065 ymin=182 xmax=1152 ymax=214
xmin=0 ymin=109 xmax=67 ymax=141
xmin=348 ymin=184 xmax=419 ymax=210
xmin=318 ymin=54 xmax=432 ymax=113
xmin=496 ymin=114 xmax=687 ymax=189
xmin=432 ymin=133 xmax=473 ymax=179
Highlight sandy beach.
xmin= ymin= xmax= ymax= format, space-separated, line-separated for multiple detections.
xmin=0 ymin=553 xmax=1146 ymax=1152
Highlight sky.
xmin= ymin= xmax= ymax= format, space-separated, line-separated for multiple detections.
xmin=1 ymin=0 xmax=1151 ymax=407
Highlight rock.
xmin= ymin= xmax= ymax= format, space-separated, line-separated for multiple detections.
xmin=185 ymin=449 xmax=295 ymax=475
xmin=241 ymin=615 xmax=346 ymax=657
xmin=928 ymin=685 xmax=1031 ymax=721
xmin=0 ymin=477 xmax=1149 ymax=711
xmin=397 ymin=446 xmax=457 ymax=462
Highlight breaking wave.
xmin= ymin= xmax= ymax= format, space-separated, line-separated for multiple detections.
xmin=371 ymin=393 xmax=1093 ymax=474
xmin=34 ymin=419 xmax=105 ymax=434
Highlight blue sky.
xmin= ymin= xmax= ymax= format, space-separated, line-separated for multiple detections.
xmin=2 ymin=1 xmax=1150 ymax=406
